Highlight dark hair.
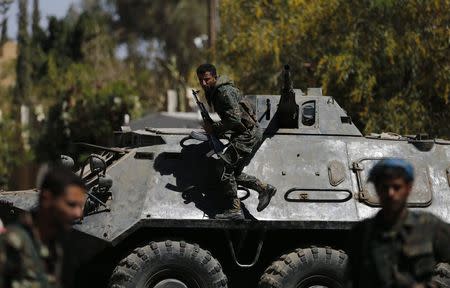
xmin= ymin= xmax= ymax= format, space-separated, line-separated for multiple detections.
xmin=196 ymin=63 xmax=217 ymax=76
xmin=39 ymin=165 xmax=86 ymax=198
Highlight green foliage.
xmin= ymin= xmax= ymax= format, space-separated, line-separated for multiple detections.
xmin=115 ymin=0 xmax=207 ymax=69
xmin=114 ymin=0 xmax=208 ymax=110
xmin=4 ymin=0 xmax=448 ymax=188
xmin=3 ymin=0 xmax=210 ymax=185
xmin=32 ymin=10 xmax=142 ymax=162
xmin=32 ymin=0 xmax=40 ymax=35
xmin=34 ymin=66 xmax=140 ymax=161
xmin=16 ymin=0 xmax=31 ymax=105
xmin=0 ymin=89 xmax=20 ymax=189
xmin=0 ymin=18 xmax=7 ymax=45
xmin=218 ymin=0 xmax=450 ymax=137
xmin=0 ymin=33 xmax=12 ymax=188
xmin=0 ymin=118 xmax=21 ymax=189
xmin=0 ymin=0 xmax=10 ymax=45
xmin=0 ymin=0 xmax=13 ymax=19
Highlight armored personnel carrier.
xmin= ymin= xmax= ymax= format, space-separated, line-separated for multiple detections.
xmin=1 ymin=66 xmax=449 ymax=288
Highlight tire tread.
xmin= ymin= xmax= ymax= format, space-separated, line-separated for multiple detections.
xmin=109 ymin=240 xmax=227 ymax=288
xmin=258 ymin=246 xmax=348 ymax=288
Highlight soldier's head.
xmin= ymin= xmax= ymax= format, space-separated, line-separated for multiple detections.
xmin=38 ymin=165 xmax=87 ymax=231
xmin=197 ymin=63 xmax=217 ymax=93
xmin=368 ymin=158 xmax=414 ymax=215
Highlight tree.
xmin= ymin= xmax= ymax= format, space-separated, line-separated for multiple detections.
xmin=32 ymin=0 xmax=40 ymax=35
xmin=0 ymin=0 xmax=13 ymax=54
xmin=16 ymin=0 xmax=31 ymax=105
xmin=218 ymin=0 xmax=450 ymax=137
xmin=33 ymin=10 xmax=142 ymax=161
xmin=0 ymin=116 xmax=22 ymax=189
xmin=0 ymin=18 xmax=7 ymax=44
xmin=0 ymin=0 xmax=12 ymax=22
xmin=113 ymin=0 xmax=208 ymax=111
xmin=0 ymin=0 xmax=17 ymax=189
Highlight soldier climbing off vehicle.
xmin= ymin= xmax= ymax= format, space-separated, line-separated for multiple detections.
xmin=196 ymin=63 xmax=277 ymax=220
xmin=346 ymin=158 xmax=450 ymax=288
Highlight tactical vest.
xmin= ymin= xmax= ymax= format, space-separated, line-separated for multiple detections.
xmin=238 ymin=98 xmax=258 ymax=130
xmin=208 ymin=83 xmax=258 ymax=132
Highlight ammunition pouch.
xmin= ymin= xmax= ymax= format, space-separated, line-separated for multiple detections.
xmin=403 ymin=241 xmax=436 ymax=279
xmin=239 ymin=99 xmax=258 ymax=130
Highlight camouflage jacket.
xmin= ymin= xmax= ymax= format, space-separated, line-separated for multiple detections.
xmin=206 ymin=76 xmax=260 ymax=153
xmin=0 ymin=212 xmax=63 ymax=288
xmin=347 ymin=210 xmax=450 ymax=288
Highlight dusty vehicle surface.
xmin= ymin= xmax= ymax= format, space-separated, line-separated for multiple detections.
xmin=1 ymin=66 xmax=449 ymax=288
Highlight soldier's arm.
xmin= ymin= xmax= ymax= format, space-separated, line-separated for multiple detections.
xmin=212 ymin=87 xmax=246 ymax=135
xmin=426 ymin=218 xmax=450 ymax=288
xmin=0 ymin=230 xmax=24 ymax=286
xmin=433 ymin=218 xmax=450 ymax=263
xmin=0 ymin=236 xmax=5 ymax=287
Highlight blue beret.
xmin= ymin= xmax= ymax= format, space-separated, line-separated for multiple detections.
xmin=368 ymin=158 xmax=415 ymax=182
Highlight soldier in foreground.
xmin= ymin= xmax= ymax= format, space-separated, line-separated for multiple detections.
xmin=0 ymin=165 xmax=87 ymax=287
xmin=196 ymin=63 xmax=277 ymax=220
xmin=347 ymin=159 xmax=450 ymax=288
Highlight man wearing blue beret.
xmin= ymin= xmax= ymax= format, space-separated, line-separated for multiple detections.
xmin=347 ymin=158 xmax=450 ymax=288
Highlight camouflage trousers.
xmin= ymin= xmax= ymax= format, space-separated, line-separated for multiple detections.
xmin=216 ymin=128 xmax=267 ymax=202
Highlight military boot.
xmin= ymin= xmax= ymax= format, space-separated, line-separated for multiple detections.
xmin=215 ymin=198 xmax=244 ymax=220
xmin=257 ymin=184 xmax=277 ymax=212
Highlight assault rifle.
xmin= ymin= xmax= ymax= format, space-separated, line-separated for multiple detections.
xmin=192 ymin=89 xmax=226 ymax=155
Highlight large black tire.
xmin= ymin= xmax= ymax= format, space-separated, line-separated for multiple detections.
xmin=433 ymin=263 xmax=450 ymax=287
xmin=109 ymin=240 xmax=228 ymax=288
xmin=259 ymin=246 xmax=348 ymax=288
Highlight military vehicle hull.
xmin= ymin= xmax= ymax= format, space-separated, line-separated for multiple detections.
xmin=69 ymin=130 xmax=450 ymax=242
xmin=1 ymin=88 xmax=449 ymax=287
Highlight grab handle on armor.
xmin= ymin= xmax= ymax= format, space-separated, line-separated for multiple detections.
xmin=225 ymin=229 xmax=265 ymax=268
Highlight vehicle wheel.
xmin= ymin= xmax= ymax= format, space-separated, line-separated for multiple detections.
xmin=109 ymin=240 xmax=228 ymax=288
xmin=259 ymin=246 xmax=347 ymax=288
xmin=433 ymin=263 xmax=450 ymax=287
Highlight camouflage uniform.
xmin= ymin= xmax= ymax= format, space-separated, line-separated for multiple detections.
xmin=0 ymin=212 xmax=63 ymax=288
xmin=206 ymin=76 xmax=269 ymax=204
xmin=347 ymin=210 xmax=450 ymax=288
